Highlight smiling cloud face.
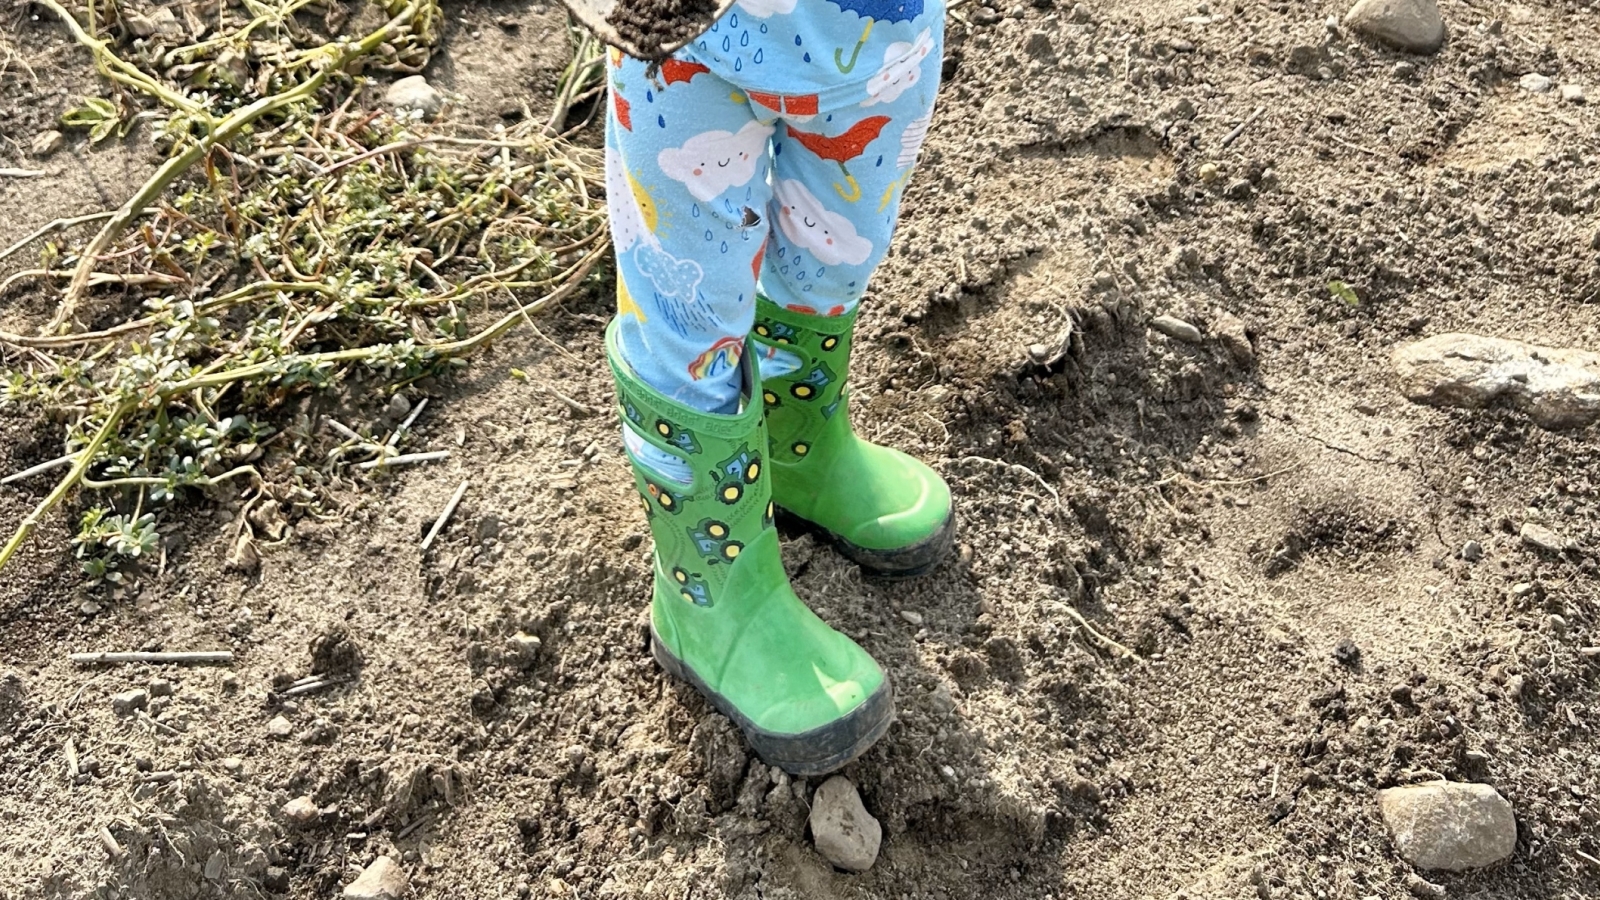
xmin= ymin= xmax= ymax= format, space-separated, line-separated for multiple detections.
xmin=863 ymin=29 xmax=934 ymax=107
xmin=774 ymin=179 xmax=873 ymax=267
xmin=658 ymin=121 xmax=774 ymax=203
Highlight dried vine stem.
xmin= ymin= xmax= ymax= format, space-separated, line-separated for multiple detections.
xmin=38 ymin=0 xmax=428 ymax=333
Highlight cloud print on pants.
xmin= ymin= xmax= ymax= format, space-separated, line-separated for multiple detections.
xmin=635 ymin=244 xmax=704 ymax=300
xmin=657 ymin=121 xmax=774 ymax=203
xmin=863 ymin=29 xmax=934 ymax=107
xmin=774 ymin=179 xmax=873 ymax=267
xmin=735 ymin=0 xmax=796 ymax=16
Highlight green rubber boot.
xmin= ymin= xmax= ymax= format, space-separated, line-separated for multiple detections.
xmin=607 ymin=321 xmax=894 ymax=775
xmin=753 ymin=299 xmax=956 ymax=577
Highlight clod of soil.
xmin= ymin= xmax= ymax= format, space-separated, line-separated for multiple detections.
xmin=603 ymin=0 xmax=722 ymax=59
xmin=309 ymin=625 xmax=365 ymax=677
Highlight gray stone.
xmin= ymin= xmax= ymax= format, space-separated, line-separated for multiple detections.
xmin=1520 ymin=523 xmax=1572 ymax=553
xmin=1561 ymin=84 xmax=1587 ymax=104
xmin=809 ymin=776 xmax=882 ymax=872
xmin=1391 ymin=333 xmax=1600 ymax=429
xmin=1520 ymin=73 xmax=1553 ymax=94
xmin=1151 ymin=315 xmax=1204 ymax=344
xmin=112 ymin=689 xmax=149 ymax=715
xmin=149 ymin=678 xmax=174 ymax=698
xmin=1344 ymin=0 xmax=1445 ymax=54
xmin=31 ymin=130 xmax=63 ymax=157
xmin=344 ymin=856 xmax=408 ymax=900
xmin=1460 ymin=540 xmax=1484 ymax=561
xmin=282 ymin=795 xmax=319 ymax=826
xmin=386 ymin=76 xmax=444 ymax=120
xmin=1377 ymin=782 xmax=1515 ymax=871
xmin=266 ymin=715 xmax=294 ymax=739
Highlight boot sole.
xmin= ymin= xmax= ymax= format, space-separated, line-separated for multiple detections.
xmin=650 ymin=629 xmax=895 ymax=777
xmin=776 ymin=505 xmax=957 ymax=579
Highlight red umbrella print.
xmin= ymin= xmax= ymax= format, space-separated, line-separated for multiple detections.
xmin=784 ymin=116 xmax=890 ymax=202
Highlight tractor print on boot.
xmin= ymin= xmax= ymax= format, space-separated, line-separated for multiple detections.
xmin=752 ymin=297 xmax=956 ymax=577
xmin=606 ymin=321 xmax=894 ymax=776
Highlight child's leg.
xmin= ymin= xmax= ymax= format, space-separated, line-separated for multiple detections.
xmin=606 ymin=54 xmax=776 ymax=414
xmin=760 ymin=27 xmax=942 ymax=317
xmin=751 ymin=35 xmax=953 ymax=575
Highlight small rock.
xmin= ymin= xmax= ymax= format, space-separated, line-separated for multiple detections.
xmin=282 ymin=795 xmax=319 ymax=826
xmin=1334 ymin=638 xmax=1362 ymax=667
xmin=1392 ymin=61 xmax=1417 ymax=80
xmin=386 ymin=393 xmax=412 ymax=419
xmin=112 ymin=689 xmax=149 ymax=715
xmin=1344 ymin=0 xmax=1445 ymax=55
xmin=507 ymin=632 xmax=541 ymax=666
xmin=31 ymin=130 xmax=64 ymax=157
xmin=1151 ymin=315 xmax=1204 ymax=344
xmin=1518 ymin=72 xmax=1553 ymax=93
xmin=1223 ymin=178 xmax=1254 ymax=201
xmin=809 ymin=776 xmax=882 ymax=873
xmin=78 ymin=755 xmax=100 ymax=775
xmin=263 ymin=866 xmax=291 ymax=893
xmin=266 ymin=715 xmax=294 ymax=739
xmin=386 ymin=75 xmax=444 ymax=120
xmin=1377 ymin=782 xmax=1516 ymax=871
xmin=1198 ymin=162 xmax=1220 ymax=183
xmin=476 ymin=515 xmax=502 ymax=542
xmin=149 ymin=678 xmax=174 ymax=698
xmin=1391 ymin=333 xmax=1600 ymax=429
xmin=899 ymin=610 xmax=924 ymax=627
xmin=1460 ymin=540 xmax=1484 ymax=562
xmin=1520 ymin=523 xmax=1571 ymax=553
xmin=79 ymin=600 xmax=102 ymax=616
xmin=221 ymin=757 xmax=245 ymax=775
xmin=1560 ymin=84 xmax=1586 ymax=104
xmin=1213 ymin=312 xmax=1253 ymax=364
xmin=344 ymin=855 xmax=409 ymax=900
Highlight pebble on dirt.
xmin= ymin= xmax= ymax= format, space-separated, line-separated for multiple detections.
xmin=386 ymin=75 xmax=445 ymax=120
xmin=30 ymin=130 xmax=63 ymax=158
xmin=1519 ymin=523 xmax=1571 ymax=553
xmin=266 ymin=715 xmax=294 ymax=739
xmin=1519 ymin=73 xmax=1553 ymax=94
xmin=1460 ymin=540 xmax=1484 ymax=562
xmin=344 ymin=855 xmax=409 ymax=900
xmin=282 ymin=795 xmax=319 ymax=826
xmin=1391 ymin=333 xmax=1600 ymax=430
xmin=1343 ymin=0 xmax=1445 ymax=55
xmin=1561 ymin=84 xmax=1587 ymax=104
xmin=809 ymin=776 xmax=882 ymax=873
xmin=1150 ymin=315 xmax=1203 ymax=344
xmin=1377 ymin=782 xmax=1516 ymax=871
xmin=111 ymin=689 xmax=149 ymax=715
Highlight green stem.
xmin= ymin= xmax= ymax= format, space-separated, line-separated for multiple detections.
xmin=0 ymin=399 xmax=135 ymax=573
xmin=45 ymin=0 xmax=430 ymax=334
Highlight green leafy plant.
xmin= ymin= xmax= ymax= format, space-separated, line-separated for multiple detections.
xmin=1328 ymin=280 xmax=1361 ymax=307
xmin=0 ymin=1 xmax=610 ymax=582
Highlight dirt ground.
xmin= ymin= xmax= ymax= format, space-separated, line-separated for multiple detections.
xmin=3 ymin=0 xmax=1600 ymax=898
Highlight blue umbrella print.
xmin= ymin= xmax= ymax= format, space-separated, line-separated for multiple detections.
xmin=828 ymin=0 xmax=924 ymax=73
